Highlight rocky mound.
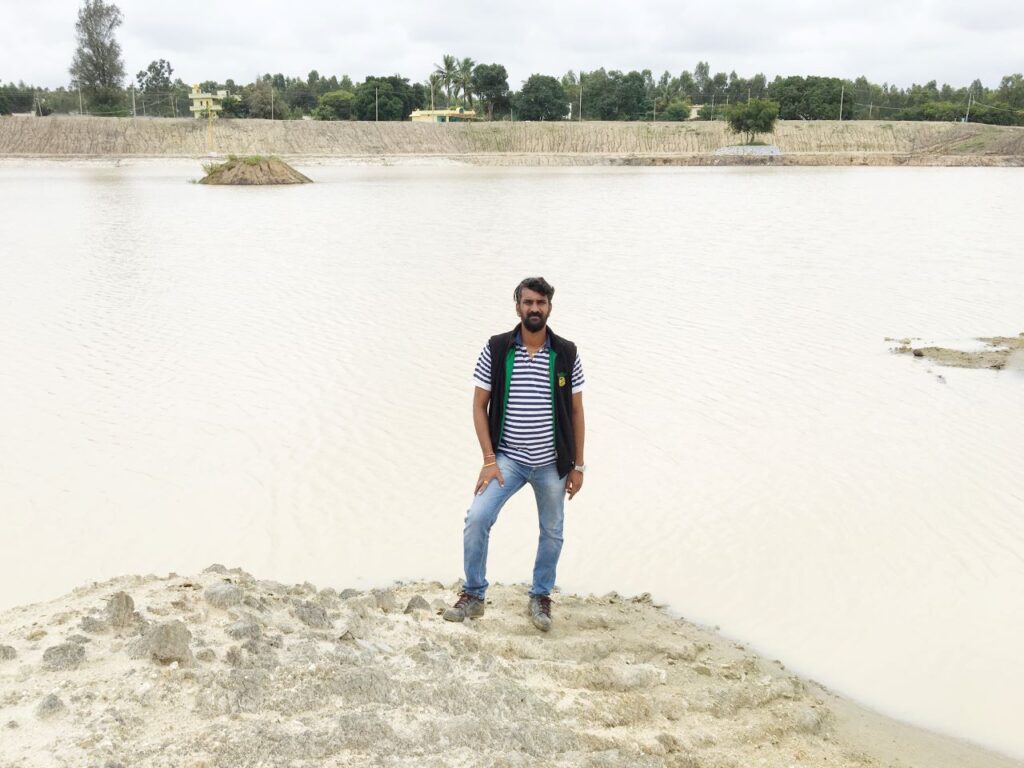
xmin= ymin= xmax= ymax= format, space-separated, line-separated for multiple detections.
xmin=200 ymin=156 xmax=311 ymax=185
xmin=0 ymin=569 xmax=1014 ymax=768
xmin=890 ymin=333 xmax=1024 ymax=370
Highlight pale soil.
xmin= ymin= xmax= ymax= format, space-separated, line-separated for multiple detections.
xmin=1 ymin=569 xmax=1020 ymax=768
xmin=889 ymin=334 xmax=1024 ymax=369
xmin=199 ymin=156 xmax=311 ymax=185
xmin=1 ymin=116 xmax=1023 ymax=166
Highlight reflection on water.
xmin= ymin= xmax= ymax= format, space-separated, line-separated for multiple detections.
xmin=1 ymin=161 xmax=1022 ymax=758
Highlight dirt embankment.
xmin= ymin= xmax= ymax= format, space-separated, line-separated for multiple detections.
xmin=1 ymin=568 xmax=1019 ymax=768
xmin=2 ymin=116 xmax=1023 ymax=165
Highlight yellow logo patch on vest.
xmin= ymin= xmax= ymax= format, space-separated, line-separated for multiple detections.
xmin=558 ymin=374 xmax=567 ymax=388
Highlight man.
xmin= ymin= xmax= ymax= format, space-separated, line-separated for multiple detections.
xmin=444 ymin=277 xmax=586 ymax=632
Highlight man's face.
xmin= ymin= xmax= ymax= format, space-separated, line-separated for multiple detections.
xmin=516 ymin=288 xmax=552 ymax=333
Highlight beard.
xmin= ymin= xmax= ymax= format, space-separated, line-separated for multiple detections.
xmin=523 ymin=312 xmax=547 ymax=332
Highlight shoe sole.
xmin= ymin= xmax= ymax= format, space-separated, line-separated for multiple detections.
xmin=443 ymin=608 xmax=484 ymax=622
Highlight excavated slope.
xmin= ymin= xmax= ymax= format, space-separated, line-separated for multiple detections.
xmin=1 ymin=116 xmax=1023 ymax=165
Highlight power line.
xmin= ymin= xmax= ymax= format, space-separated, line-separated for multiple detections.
xmin=854 ymin=100 xmax=1024 ymax=116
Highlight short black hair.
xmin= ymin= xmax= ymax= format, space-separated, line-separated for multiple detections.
xmin=514 ymin=277 xmax=555 ymax=303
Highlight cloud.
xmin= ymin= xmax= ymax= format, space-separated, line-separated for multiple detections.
xmin=3 ymin=0 xmax=1021 ymax=90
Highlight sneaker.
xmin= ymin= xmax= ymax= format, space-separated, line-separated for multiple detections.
xmin=443 ymin=591 xmax=485 ymax=622
xmin=528 ymin=595 xmax=553 ymax=632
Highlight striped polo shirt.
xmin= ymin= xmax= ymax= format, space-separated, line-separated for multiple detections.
xmin=473 ymin=331 xmax=585 ymax=466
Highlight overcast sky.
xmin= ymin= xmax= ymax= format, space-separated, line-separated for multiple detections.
xmin=4 ymin=0 xmax=1022 ymax=90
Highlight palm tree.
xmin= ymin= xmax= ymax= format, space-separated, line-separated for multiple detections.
xmin=433 ymin=54 xmax=457 ymax=106
xmin=427 ymin=73 xmax=443 ymax=110
xmin=457 ymin=57 xmax=476 ymax=108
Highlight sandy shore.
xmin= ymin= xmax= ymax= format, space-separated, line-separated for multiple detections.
xmin=1 ymin=568 xmax=1019 ymax=767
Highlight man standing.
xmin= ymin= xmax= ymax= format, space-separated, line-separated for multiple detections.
xmin=444 ymin=277 xmax=586 ymax=632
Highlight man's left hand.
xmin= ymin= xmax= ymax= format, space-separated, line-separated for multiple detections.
xmin=566 ymin=469 xmax=584 ymax=500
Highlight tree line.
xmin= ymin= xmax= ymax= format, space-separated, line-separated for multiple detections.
xmin=1 ymin=0 xmax=1022 ymax=126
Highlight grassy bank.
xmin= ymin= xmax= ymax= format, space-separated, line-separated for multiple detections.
xmin=1 ymin=115 xmax=1023 ymax=165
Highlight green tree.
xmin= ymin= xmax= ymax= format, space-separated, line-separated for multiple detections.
xmin=472 ymin=63 xmax=509 ymax=119
xmin=998 ymin=73 xmax=1024 ymax=108
xmin=134 ymin=59 xmax=174 ymax=116
xmin=246 ymin=80 xmax=277 ymax=119
xmin=285 ymin=81 xmax=317 ymax=114
xmin=353 ymin=79 xmax=404 ymax=120
xmin=457 ymin=57 xmax=476 ymax=107
xmin=426 ymin=73 xmax=443 ymax=109
xmin=313 ymin=89 xmax=355 ymax=120
xmin=697 ymin=103 xmax=718 ymax=120
xmin=662 ymin=99 xmax=692 ymax=121
xmin=514 ymin=75 xmax=567 ymax=121
xmin=676 ymin=70 xmax=697 ymax=102
xmin=69 ymin=0 xmax=126 ymax=114
xmin=768 ymin=76 xmax=850 ymax=120
xmin=220 ymin=94 xmax=247 ymax=118
xmin=136 ymin=59 xmax=172 ymax=92
xmin=693 ymin=61 xmax=710 ymax=101
xmin=725 ymin=98 xmax=779 ymax=143
xmin=434 ymin=54 xmax=457 ymax=106
xmin=618 ymin=70 xmax=649 ymax=119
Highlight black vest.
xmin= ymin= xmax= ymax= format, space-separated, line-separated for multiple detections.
xmin=486 ymin=324 xmax=577 ymax=478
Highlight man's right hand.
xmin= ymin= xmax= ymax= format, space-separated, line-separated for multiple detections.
xmin=475 ymin=463 xmax=504 ymax=495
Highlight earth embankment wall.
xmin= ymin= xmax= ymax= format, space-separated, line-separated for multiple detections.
xmin=1 ymin=116 xmax=1022 ymax=163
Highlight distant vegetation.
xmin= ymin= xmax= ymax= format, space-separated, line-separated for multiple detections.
xmin=1 ymin=0 xmax=1022 ymax=126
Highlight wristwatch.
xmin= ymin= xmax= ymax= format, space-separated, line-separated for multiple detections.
xmin=573 ymin=463 xmax=587 ymax=474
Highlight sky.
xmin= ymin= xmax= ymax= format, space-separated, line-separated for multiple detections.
xmin=3 ymin=0 xmax=1022 ymax=91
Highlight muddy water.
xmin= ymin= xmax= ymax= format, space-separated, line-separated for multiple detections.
xmin=0 ymin=161 xmax=1022 ymax=758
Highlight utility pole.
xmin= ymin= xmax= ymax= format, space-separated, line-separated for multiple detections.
xmin=142 ymin=94 xmax=146 ymax=116
xmin=579 ymin=70 xmax=583 ymax=121
xmin=710 ymin=93 xmax=715 ymax=120
xmin=78 ymin=84 xmax=83 ymax=115
xmin=965 ymin=92 xmax=972 ymax=123
xmin=748 ymin=86 xmax=751 ymax=102
xmin=839 ymin=85 xmax=845 ymax=121
xmin=270 ymin=87 xmax=274 ymax=120
xmin=375 ymin=87 xmax=379 ymax=121
xmin=131 ymin=85 xmax=137 ymax=117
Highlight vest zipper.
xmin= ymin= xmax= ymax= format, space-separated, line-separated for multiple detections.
xmin=499 ymin=345 xmax=516 ymax=446
xmin=548 ymin=349 xmax=557 ymax=455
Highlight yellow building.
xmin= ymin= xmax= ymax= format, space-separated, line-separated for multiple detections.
xmin=409 ymin=108 xmax=479 ymax=123
xmin=189 ymin=85 xmax=228 ymax=118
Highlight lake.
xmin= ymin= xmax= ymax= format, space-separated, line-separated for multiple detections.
xmin=0 ymin=160 xmax=1022 ymax=758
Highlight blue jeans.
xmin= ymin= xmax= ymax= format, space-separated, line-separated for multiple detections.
xmin=462 ymin=452 xmax=566 ymax=599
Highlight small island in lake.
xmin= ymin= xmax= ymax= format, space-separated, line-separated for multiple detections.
xmin=889 ymin=333 xmax=1024 ymax=369
xmin=200 ymin=155 xmax=312 ymax=185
